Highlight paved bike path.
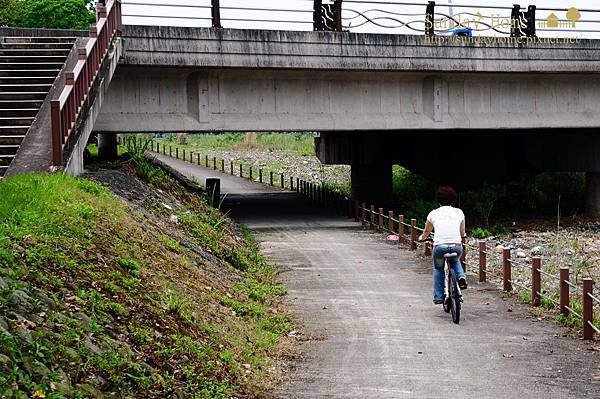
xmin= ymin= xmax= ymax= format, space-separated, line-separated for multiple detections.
xmin=155 ymin=153 xmax=599 ymax=398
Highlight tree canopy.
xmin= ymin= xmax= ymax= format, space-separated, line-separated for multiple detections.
xmin=0 ymin=0 xmax=22 ymax=27
xmin=2 ymin=0 xmax=96 ymax=30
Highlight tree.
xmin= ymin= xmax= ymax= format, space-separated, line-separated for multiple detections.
xmin=17 ymin=0 xmax=96 ymax=30
xmin=0 ymin=0 xmax=22 ymax=27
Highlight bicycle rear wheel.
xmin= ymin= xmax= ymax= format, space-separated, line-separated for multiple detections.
xmin=449 ymin=270 xmax=461 ymax=324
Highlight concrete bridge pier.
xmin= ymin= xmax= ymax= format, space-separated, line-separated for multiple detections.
xmin=585 ymin=172 xmax=600 ymax=218
xmin=98 ymin=134 xmax=118 ymax=159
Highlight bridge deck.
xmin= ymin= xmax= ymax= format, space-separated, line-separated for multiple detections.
xmin=155 ymin=153 xmax=599 ymax=398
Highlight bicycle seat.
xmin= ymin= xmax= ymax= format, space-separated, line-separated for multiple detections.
xmin=444 ymin=253 xmax=458 ymax=258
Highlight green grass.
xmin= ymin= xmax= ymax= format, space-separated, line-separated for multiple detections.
xmin=160 ymin=132 xmax=316 ymax=157
xmin=0 ymin=166 xmax=291 ymax=398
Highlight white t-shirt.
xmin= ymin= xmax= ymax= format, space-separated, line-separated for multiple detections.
xmin=427 ymin=206 xmax=465 ymax=246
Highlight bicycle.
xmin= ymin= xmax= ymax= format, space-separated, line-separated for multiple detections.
xmin=419 ymin=238 xmax=463 ymax=324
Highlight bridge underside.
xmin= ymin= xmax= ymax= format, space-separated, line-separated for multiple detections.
xmin=315 ymin=129 xmax=600 ymax=206
xmin=96 ymin=67 xmax=600 ymax=133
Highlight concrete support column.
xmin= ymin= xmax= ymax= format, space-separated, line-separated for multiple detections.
xmin=98 ymin=134 xmax=118 ymax=159
xmin=585 ymin=172 xmax=600 ymax=218
xmin=351 ymin=163 xmax=393 ymax=207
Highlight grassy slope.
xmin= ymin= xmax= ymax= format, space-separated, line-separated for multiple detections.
xmin=0 ymin=164 xmax=292 ymax=398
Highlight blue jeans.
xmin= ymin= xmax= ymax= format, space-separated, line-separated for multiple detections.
xmin=432 ymin=245 xmax=465 ymax=301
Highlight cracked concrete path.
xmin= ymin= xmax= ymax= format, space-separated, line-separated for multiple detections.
xmin=158 ymin=154 xmax=600 ymax=398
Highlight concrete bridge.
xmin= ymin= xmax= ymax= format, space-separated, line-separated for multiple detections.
xmin=92 ymin=25 xmax=600 ymax=209
xmin=3 ymin=20 xmax=600 ymax=212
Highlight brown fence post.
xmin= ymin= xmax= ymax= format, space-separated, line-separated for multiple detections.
xmin=270 ymin=172 xmax=274 ymax=186
xmin=461 ymin=238 xmax=467 ymax=274
xmin=560 ymin=267 xmax=570 ymax=317
xmin=259 ymin=169 xmax=263 ymax=183
xmin=532 ymin=257 xmax=541 ymax=306
xmin=296 ymin=178 xmax=300 ymax=192
xmin=410 ymin=219 xmax=417 ymax=250
xmin=479 ymin=241 xmax=487 ymax=283
xmin=176 ymin=147 xmax=179 ymax=159
xmin=280 ymin=173 xmax=284 ymax=188
xmin=388 ymin=211 xmax=394 ymax=234
xmin=212 ymin=157 xmax=216 ymax=170
xmin=205 ymin=155 xmax=209 ymax=167
xmin=583 ymin=278 xmax=594 ymax=340
xmin=189 ymin=151 xmax=193 ymax=163
xmin=354 ymin=200 xmax=359 ymax=222
xmin=250 ymin=166 xmax=254 ymax=181
xmin=182 ymin=149 xmax=186 ymax=161
xmin=239 ymin=164 xmax=243 ymax=178
xmin=361 ymin=202 xmax=367 ymax=225
xmin=221 ymin=159 xmax=225 ymax=172
xmin=290 ymin=176 xmax=294 ymax=190
xmin=503 ymin=248 xmax=512 ymax=292
xmin=399 ymin=215 xmax=404 ymax=239
xmin=370 ymin=205 xmax=375 ymax=229
xmin=196 ymin=153 xmax=200 ymax=164
xmin=378 ymin=208 xmax=384 ymax=232
xmin=169 ymin=146 xmax=172 ymax=157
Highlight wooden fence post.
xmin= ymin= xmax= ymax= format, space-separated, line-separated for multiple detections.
xmin=378 ymin=208 xmax=384 ymax=232
xmin=259 ymin=169 xmax=263 ymax=183
xmin=560 ymin=267 xmax=570 ymax=317
xmin=479 ymin=241 xmax=486 ymax=283
xmin=410 ymin=219 xmax=417 ymax=250
xmin=388 ymin=211 xmax=394 ymax=234
xmin=532 ymin=257 xmax=541 ymax=306
xmin=399 ymin=215 xmax=404 ymax=239
xmin=503 ymin=248 xmax=512 ymax=292
xmin=370 ymin=205 xmax=375 ymax=229
xmin=583 ymin=278 xmax=594 ymax=340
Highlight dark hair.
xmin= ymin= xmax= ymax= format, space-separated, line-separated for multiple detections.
xmin=436 ymin=186 xmax=457 ymax=206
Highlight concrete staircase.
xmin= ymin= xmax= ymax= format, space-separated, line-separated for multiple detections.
xmin=0 ymin=37 xmax=74 ymax=177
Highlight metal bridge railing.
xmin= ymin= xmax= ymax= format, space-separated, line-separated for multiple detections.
xmin=121 ymin=1 xmax=600 ymax=37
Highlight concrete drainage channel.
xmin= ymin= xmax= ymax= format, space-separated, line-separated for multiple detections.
xmin=122 ymin=136 xmax=599 ymax=342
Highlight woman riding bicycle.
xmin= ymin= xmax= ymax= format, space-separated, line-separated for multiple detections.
xmin=418 ymin=186 xmax=467 ymax=304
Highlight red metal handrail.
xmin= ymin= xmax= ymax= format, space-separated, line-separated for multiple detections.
xmin=52 ymin=0 xmax=122 ymax=166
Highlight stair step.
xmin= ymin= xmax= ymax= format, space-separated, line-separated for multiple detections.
xmin=0 ymin=145 xmax=19 ymax=155
xmin=0 ymin=49 xmax=71 ymax=56
xmin=0 ymin=42 xmax=74 ymax=50
xmin=3 ymin=37 xmax=77 ymax=44
xmin=0 ymin=76 xmax=56 ymax=84
xmin=0 ymin=117 xmax=34 ymax=127
xmin=0 ymin=100 xmax=44 ymax=108
xmin=0 ymin=108 xmax=39 ymax=117
xmin=0 ymin=83 xmax=53 ymax=91
xmin=0 ymin=84 xmax=52 ymax=92
xmin=0 ymin=155 xmax=15 ymax=166
xmin=1 ymin=63 xmax=65 ymax=70
xmin=0 ymin=135 xmax=25 ymax=145
xmin=0 ymin=55 xmax=67 ymax=63
xmin=0 ymin=69 xmax=60 ymax=77
xmin=0 ymin=92 xmax=48 ymax=101
xmin=0 ymin=126 xmax=29 ymax=135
